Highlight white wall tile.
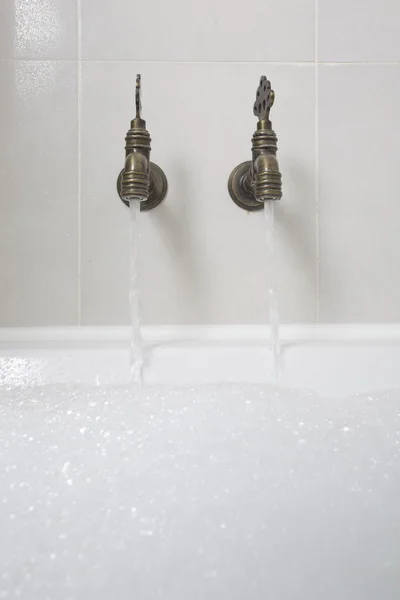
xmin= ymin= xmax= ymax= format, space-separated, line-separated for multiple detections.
xmin=319 ymin=0 xmax=400 ymax=62
xmin=0 ymin=61 xmax=78 ymax=325
xmin=81 ymin=62 xmax=316 ymax=325
xmin=318 ymin=65 xmax=400 ymax=322
xmin=81 ymin=0 xmax=315 ymax=62
xmin=0 ymin=0 xmax=77 ymax=60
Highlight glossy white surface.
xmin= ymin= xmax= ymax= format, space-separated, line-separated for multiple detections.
xmin=318 ymin=65 xmax=400 ymax=322
xmin=319 ymin=0 xmax=400 ymax=62
xmin=1 ymin=325 xmax=400 ymax=398
xmin=0 ymin=0 xmax=77 ymax=59
xmin=0 ymin=60 xmax=78 ymax=325
xmin=81 ymin=0 xmax=315 ymax=61
xmin=81 ymin=62 xmax=316 ymax=325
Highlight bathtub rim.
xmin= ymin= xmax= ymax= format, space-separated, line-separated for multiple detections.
xmin=1 ymin=323 xmax=400 ymax=346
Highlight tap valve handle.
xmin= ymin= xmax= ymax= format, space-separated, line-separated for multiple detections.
xmin=253 ymin=76 xmax=275 ymax=121
xmin=135 ymin=74 xmax=142 ymax=119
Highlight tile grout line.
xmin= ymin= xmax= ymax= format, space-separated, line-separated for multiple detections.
xmin=80 ymin=60 xmax=400 ymax=65
xmin=1 ymin=58 xmax=400 ymax=65
xmin=77 ymin=0 xmax=82 ymax=325
xmin=315 ymin=0 xmax=320 ymax=322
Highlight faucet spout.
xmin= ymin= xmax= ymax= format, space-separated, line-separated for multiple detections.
xmin=251 ymin=121 xmax=282 ymax=203
xmin=120 ymin=133 xmax=151 ymax=202
xmin=121 ymin=152 xmax=150 ymax=202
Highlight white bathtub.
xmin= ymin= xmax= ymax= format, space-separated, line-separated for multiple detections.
xmin=1 ymin=325 xmax=400 ymax=600
xmin=1 ymin=324 xmax=400 ymax=397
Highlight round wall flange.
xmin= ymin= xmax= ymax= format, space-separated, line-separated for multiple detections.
xmin=228 ymin=161 xmax=263 ymax=212
xmin=117 ymin=162 xmax=168 ymax=211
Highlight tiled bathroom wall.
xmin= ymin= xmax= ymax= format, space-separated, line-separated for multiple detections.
xmin=1 ymin=0 xmax=400 ymax=325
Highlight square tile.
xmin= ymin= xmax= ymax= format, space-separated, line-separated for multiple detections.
xmin=0 ymin=0 xmax=77 ymax=59
xmin=318 ymin=65 xmax=400 ymax=322
xmin=81 ymin=62 xmax=316 ymax=325
xmin=81 ymin=0 xmax=315 ymax=61
xmin=319 ymin=0 xmax=400 ymax=62
xmin=0 ymin=61 xmax=78 ymax=325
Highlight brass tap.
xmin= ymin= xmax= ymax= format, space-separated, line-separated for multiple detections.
xmin=228 ymin=76 xmax=283 ymax=211
xmin=117 ymin=75 xmax=168 ymax=211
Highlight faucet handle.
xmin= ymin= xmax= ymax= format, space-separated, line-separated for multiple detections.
xmin=253 ymin=76 xmax=275 ymax=121
xmin=135 ymin=74 xmax=142 ymax=119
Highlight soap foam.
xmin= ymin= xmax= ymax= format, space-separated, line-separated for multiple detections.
xmin=1 ymin=384 xmax=400 ymax=599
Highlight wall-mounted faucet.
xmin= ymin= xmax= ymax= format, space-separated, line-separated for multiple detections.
xmin=117 ymin=74 xmax=168 ymax=211
xmin=228 ymin=76 xmax=282 ymax=211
